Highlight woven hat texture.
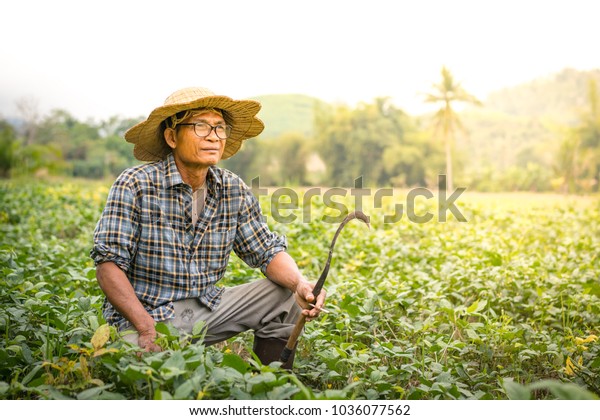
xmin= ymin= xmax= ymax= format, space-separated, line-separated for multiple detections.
xmin=124 ymin=87 xmax=264 ymax=161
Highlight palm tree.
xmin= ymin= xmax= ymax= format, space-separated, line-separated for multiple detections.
xmin=425 ymin=67 xmax=481 ymax=191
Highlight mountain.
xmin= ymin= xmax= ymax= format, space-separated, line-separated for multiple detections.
xmin=483 ymin=67 xmax=600 ymax=124
xmin=253 ymin=68 xmax=600 ymax=140
xmin=250 ymin=70 xmax=599 ymax=189
xmin=250 ymin=94 xmax=329 ymax=140
xmin=456 ymin=68 xmax=600 ymax=187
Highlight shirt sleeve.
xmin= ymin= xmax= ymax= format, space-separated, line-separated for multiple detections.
xmin=232 ymin=186 xmax=287 ymax=275
xmin=90 ymin=174 xmax=139 ymax=273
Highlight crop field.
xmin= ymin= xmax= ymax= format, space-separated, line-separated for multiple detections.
xmin=0 ymin=180 xmax=599 ymax=400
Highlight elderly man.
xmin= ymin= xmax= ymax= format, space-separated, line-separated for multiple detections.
xmin=90 ymin=87 xmax=324 ymax=368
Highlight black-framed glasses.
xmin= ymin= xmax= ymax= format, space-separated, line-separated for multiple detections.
xmin=178 ymin=122 xmax=231 ymax=140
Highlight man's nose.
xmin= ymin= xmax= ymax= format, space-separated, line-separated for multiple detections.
xmin=206 ymin=128 xmax=220 ymax=141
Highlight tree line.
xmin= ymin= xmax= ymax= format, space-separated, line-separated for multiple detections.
xmin=1 ymin=69 xmax=599 ymax=192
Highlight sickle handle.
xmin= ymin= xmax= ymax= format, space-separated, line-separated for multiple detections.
xmin=280 ymin=211 xmax=370 ymax=363
xmin=281 ymin=314 xmax=306 ymax=363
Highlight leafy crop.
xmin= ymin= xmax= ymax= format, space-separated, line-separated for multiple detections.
xmin=0 ymin=181 xmax=598 ymax=400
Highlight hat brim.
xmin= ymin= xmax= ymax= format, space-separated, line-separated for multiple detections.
xmin=124 ymin=95 xmax=264 ymax=161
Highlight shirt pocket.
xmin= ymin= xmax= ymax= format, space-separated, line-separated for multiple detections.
xmin=140 ymin=195 xmax=162 ymax=225
xmin=202 ymin=228 xmax=235 ymax=276
xmin=138 ymin=195 xmax=178 ymax=251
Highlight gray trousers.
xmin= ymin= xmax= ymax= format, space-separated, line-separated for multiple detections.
xmin=122 ymin=279 xmax=301 ymax=346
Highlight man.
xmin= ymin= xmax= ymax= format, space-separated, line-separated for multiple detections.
xmin=90 ymin=87 xmax=324 ymax=368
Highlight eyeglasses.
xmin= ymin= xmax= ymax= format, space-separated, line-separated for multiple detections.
xmin=178 ymin=122 xmax=232 ymax=140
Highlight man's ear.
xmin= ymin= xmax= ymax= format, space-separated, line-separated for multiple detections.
xmin=164 ymin=128 xmax=176 ymax=149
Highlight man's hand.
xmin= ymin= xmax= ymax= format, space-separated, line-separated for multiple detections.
xmin=294 ymin=278 xmax=327 ymax=321
xmin=264 ymin=253 xmax=327 ymax=320
xmin=137 ymin=327 xmax=162 ymax=352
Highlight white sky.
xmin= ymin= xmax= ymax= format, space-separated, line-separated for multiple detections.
xmin=1 ymin=0 xmax=599 ymax=122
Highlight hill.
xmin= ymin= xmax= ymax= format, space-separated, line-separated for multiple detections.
xmin=249 ymin=70 xmax=599 ymax=190
xmin=484 ymin=67 xmax=600 ymax=124
xmin=250 ymin=94 xmax=329 ymax=139
xmin=453 ymin=68 xmax=600 ymax=190
xmin=253 ymin=68 xmax=600 ymax=141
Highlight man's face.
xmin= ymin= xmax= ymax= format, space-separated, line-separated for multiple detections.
xmin=166 ymin=110 xmax=227 ymax=168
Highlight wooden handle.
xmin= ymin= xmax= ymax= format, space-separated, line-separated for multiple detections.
xmin=281 ymin=314 xmax=306 ymax=362
xmin=280 ymin=211 xmax=370 ymax=363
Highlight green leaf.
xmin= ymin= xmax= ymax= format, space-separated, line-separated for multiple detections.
xmin=77 ymin=385 xmax=109 ymax=400
xmin=159 ymin=351 xmax=187 ymax=378
xmin=502 ymin=378 xmax=531 ymax=400
xmin=21 ymin=364 xmax=44 ymax=385
xmin=529 ymin=380 xmax=599 ymax=400
xmin=174 ymin=379 xmax=197 ymax=399
xmin=222 ymin=352 xmax=249 ymax=374
xmin=78 ymin=296 xmax=91 ymax=311
xmin=192 ymin=320 xmax=206 ymax=337
xmin=467 ymin=299 xmax=487 ymax=314
xmin=156 ymin=389 xmax=174 ymax=400
xmin=155 ymin=322 xmax=179 ymax=338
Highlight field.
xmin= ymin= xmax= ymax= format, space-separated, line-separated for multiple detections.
xmin=0 ymin=180 xmax=599 ymax=400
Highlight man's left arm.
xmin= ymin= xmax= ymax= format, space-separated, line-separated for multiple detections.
xmin=232 ymin=184 xmax=326 ymax=319
xmin=265 ymin=251 xmax=326 ymax=320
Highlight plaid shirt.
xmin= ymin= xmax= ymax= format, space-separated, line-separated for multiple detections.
xmin=91 ymin=154 xmax=286 ymax=330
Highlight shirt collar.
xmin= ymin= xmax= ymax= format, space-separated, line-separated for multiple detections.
xmin=162 ymin=153 xmax=223 ymax=193
xmin=206 ymin=165 xmax=222 ymax=195
xmin=163 ymin=153 xmax=185 ymax=189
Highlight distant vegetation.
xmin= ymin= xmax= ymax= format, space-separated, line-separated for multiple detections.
xmin=458 ymin=68 xmax=600 ymax=192
xmin=250 ymin=94 xmax=328 ymax=140
xmin=485 ymin=68 xmax=600 ymax=124
xmin=1 ymin=68 xmax=599 ymax=193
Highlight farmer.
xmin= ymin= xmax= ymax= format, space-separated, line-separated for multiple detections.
xmin=90 ymin=87 xmax=325 ymax=368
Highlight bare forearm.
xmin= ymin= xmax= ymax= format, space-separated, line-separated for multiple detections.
xmin=265 ymin=252 xmax=326 ymax=319
xmin=95 ymin=262 xmax=155 ymax=333
xmin=265 ymin=252 xmax=303 ymax=292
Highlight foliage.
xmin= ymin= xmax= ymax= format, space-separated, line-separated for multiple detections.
xmin=251 ymin=94 xmax=329 ymax=140
xmin=222 ymin=133 xmax=312 ymax=186
xmin=5 ymin=68 xmax=600 ymax=193
xmin=5 ymin=109 xmax=140 ymax=179
xmin=0 ymin=120 xmax=17 ymax=178
xmin=553 ymin=79 xmax=600 ymax=193
xmin=314 ymin=98 xmax=440 ymax=187
xmin=424 ymin=66 xmax=482 ymax=192
xmin=1 ymin=181 xmax=599 ymax=400
xmin=486 ymin=68 xmax=600 ymax=125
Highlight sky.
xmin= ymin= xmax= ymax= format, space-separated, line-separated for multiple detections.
xmin=1 ymin=0 xmax=599 ymax=122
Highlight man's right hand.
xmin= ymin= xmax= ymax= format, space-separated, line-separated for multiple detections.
xmin=138 ymin=327 xmax=162 ymax=352
xmin=96 ymin=263 xmax=162 ymax=352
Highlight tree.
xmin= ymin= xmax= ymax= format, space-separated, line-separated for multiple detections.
xmin=576 ymin=79 xmax=600 ymax=191
xmin=315 ymin=98 xmax=436 ymax=187
xmin=15 ymin=96 xmax=41 ymax=146
xmin=0 ymin=119 xmax=17 ymax=178
xmin=556 ymin=79 xmax=600 ymax=193
xmin=425 ymin=67 xmax=481 ymax=191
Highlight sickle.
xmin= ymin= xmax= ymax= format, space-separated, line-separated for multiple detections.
xmin=280 ymin=210 xmax=370 ymax=363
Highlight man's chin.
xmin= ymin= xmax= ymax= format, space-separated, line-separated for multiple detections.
xmin=192 ymin=154 xmax=222 ymax=166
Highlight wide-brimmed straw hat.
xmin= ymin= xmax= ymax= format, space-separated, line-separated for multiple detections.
xmin=124 ymin=87 xmax=264 ymax=161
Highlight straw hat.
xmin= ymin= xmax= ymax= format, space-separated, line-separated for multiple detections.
xmin=124 ymin=87 xmax=264 ymax=161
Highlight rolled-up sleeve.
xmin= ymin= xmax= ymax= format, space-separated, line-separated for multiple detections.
xmin=233 ymin=188 xmax=287 ymax=275
xmin=90 ymin=176 xmax=139 ymax=273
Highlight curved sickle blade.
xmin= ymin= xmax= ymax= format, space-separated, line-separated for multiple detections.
xmin=280 ymin=210 xmax=370 ymax=363
xmin=311 ymin=210 xmax=370 ymax=299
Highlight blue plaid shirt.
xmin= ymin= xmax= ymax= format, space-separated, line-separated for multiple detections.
xmin=91 ymin=154 xmax=287 ymax=330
